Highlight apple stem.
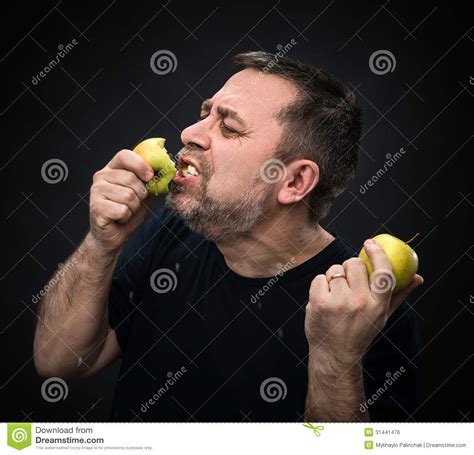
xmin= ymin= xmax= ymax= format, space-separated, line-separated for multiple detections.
xmin=405 ymin=233 xmax=420 ymax=245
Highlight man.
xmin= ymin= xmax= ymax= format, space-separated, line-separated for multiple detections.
xmin=34 ymin=52 xmax=423 ymax=422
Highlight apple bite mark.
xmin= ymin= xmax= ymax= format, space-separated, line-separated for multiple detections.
xmin=133 ymin=137 xmax=177 ymax=196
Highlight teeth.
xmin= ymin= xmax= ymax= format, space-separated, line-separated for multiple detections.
xmin=179 ymin=162 xmax=200 ymax=178
xmin=187 ymin=165 xmax=199 ymax=176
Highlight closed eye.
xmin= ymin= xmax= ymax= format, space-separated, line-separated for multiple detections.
xmin=220 ymin=123 xmax=239 ymax=136
xmin=198 ymin=113 xmax=239 ymax=136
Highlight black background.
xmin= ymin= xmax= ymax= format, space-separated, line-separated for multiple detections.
xmin=1 ymin=0 xmax=472 ymax=422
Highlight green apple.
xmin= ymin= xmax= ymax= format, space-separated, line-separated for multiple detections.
xmin=133 ymin=137 xmax=177 ymax=195
xmin=359 ymin=233 xmax=419 ymax=293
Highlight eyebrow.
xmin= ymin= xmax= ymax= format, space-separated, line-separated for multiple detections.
xmin=200 ymin=99 xmax=248 ymax=128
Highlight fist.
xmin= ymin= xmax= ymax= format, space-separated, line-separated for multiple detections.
xmin=304 ymin=239 xmax=423 ymax=362
xmin=89 ymin=149 xmax=154 ymax=253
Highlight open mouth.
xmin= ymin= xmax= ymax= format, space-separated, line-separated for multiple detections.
xmin=177 ymin=155 xmax=201 ymax=179
xmin=179 ymin=163 xmax=200 ymax=178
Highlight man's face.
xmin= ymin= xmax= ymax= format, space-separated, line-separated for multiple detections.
xmin=166 ymin=68 xmax=298 ymax=242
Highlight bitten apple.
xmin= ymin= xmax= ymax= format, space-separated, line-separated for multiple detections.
xmin=133 ymin=138 xmax=176 ymax=195
xmin=359 ymin=233 xmax=419 ymax=293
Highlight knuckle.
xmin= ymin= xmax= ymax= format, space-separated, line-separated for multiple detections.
xmin=117 ymin=204 xmax=129 ymax=218
xmin=124 ymin=171 xmax=136 ymax=186
xmin=326 ymin=264 xmax=341 ymax=274
xmin=116 ymin=149 xmax=133 ymax=165
xmin=90 ymin=182 xmax=100 ymax=196
xmin=344 ymin=257 xmax=365 ymax=268
xmin=138 ymin=184 xmax=149 ymax=198
xmin=92 ymin=180 xmax=106 ymax=194
xmin=89 ymin=202 xmax=98 ymax=217
xmin=93 ymin=169 xmax=105 ymax=182
xmin=311 ymin=274 xmax=325 ymax=286
xmin=117 ymin=149 xmax=131 ymax=158
xmin=352 ymin=295 xmax=367 ymax=311
xmin=123 ymin=187 xmax=135 ymax=203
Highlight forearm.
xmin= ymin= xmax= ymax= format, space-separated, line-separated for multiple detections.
xmin=34 ymin=232 xmax=121 ymax=377
xmin=305 ymin=348 xmax=369 ymax=422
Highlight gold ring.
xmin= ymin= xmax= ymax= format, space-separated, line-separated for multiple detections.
xmin=328 ymin=273 xmax=347 ymax=283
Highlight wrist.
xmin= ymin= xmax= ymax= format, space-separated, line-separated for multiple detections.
xmin=308 ymin=347 xmax=364 ymax=381
xmin=81 ymin=232 xmax=122 ymax=268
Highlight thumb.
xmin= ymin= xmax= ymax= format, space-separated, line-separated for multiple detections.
xmin=388 ymin=274 xmax=424 ymax=317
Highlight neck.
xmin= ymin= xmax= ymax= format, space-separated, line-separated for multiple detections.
xmin=215 ymin=207 xmax=335 ymax=278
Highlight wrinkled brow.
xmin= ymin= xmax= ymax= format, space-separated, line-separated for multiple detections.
xmin=200 ymin=99 xmax=248 ymax=128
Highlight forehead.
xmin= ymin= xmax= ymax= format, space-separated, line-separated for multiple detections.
xmin=207 ymin=68 xmax=298 ymax=124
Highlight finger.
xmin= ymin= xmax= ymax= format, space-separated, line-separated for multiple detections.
xmin=96 ymin=182 xmax=142 ymax=215
xmin=363 ymin=239 xmax=394 ymax=302
xmin=369 ymin=269 xmax=396 ymax=304
xmin=343 ymin=257 xmax=369 ymax=292
xmin=388 ymin=274 xmax=424 ymax=317
xmin=96 ymin=199 xmax=133 ymax=225
xmin=325 ymin=264 xmax=349 ymax=292
xmin=363 ymin=239 xmax=392 ymax=272
xmin=103 ymin=169 xmax=149 ymax=201
xmin=108 ymin=149 xmax=154 ymax=183
xmin=124 ymin=199 xmax=152 ymax=236
xmin=309 ymin=274 xmax=329 ymax=302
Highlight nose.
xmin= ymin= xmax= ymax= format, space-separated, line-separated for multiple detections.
xmin=180 ymin=119 xmax=210 ymax=151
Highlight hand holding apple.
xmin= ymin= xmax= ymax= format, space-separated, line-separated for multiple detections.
xmin=305 ymin=239 xmax=423 ymax=364
xmin=358 ymin=233 xmax=419 ymax=293
xmin=133 ymin=138 xmax=176 ymax=196
xmin=89 ymin=149 xmax=153 ymax=253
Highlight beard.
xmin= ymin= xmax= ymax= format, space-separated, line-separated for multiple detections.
xmin=165 ymin=151 xmax=274 ymax=243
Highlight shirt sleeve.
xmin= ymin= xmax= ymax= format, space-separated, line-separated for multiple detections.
xmin=362 ymin=298 xmax=422 ymax=421
xmin=108 ymin=205 xmax=167 ymax=354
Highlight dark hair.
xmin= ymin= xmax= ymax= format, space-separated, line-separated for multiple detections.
xmin=233 ymin=51 xmax=362 ymax=223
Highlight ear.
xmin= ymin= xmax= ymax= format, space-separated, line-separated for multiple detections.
xmin=277 ymin=159 xmax=319 ymax=205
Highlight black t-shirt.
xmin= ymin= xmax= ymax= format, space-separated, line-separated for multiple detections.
xmin=108 ymin=205 xmax=421 ymax=422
